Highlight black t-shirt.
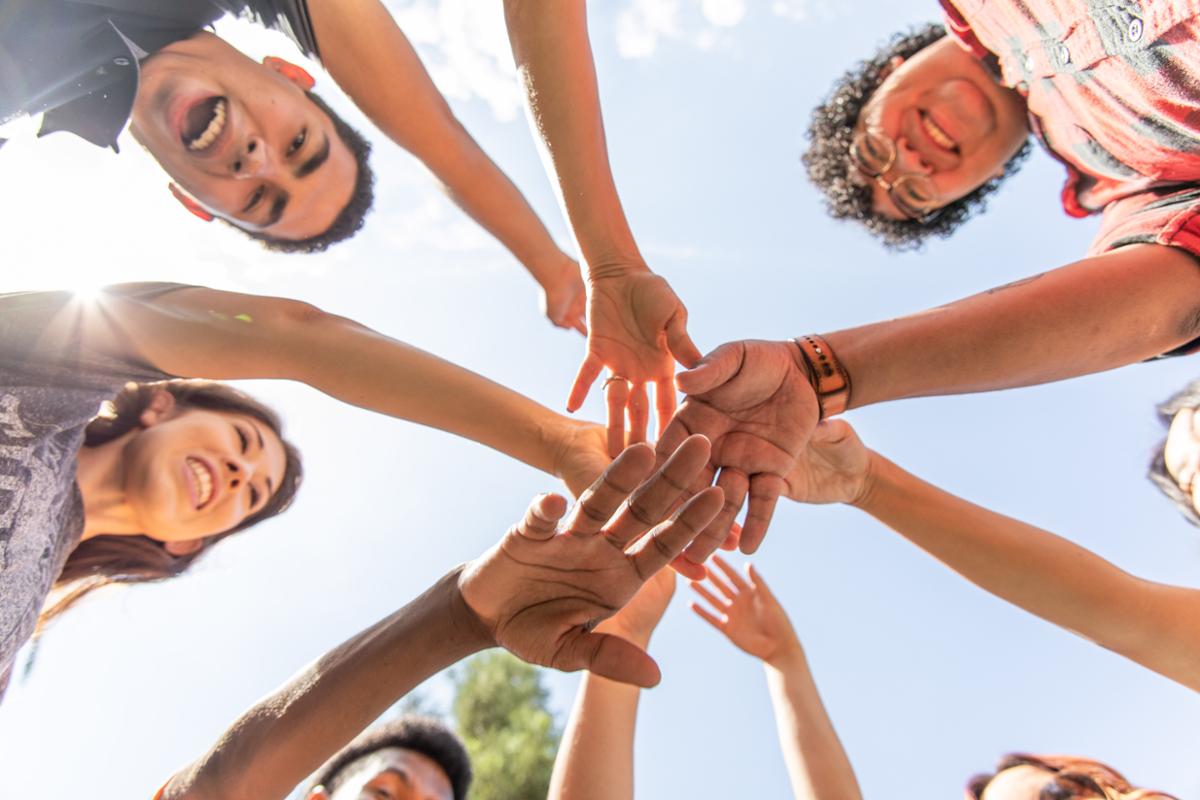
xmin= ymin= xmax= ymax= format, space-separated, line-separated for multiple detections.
xmin=0 ymin=283 xmax=181 ymax=698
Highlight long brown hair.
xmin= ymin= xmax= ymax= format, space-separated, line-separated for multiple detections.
xmin=965 ymin=753 xmax=1178 ymax=800
xmin=41 ymin=380 xmax=303 ymax=625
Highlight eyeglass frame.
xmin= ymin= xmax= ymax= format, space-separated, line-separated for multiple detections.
xmin=847 ymin=126 xmax=943 ymax=222
xmin=964 ymin=754 xmax=1158 ymax=800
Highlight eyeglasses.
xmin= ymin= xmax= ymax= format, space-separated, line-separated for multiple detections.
xmin=965 ymin=754 xmax=1169 ymax=800
xmin=848 ymin=127 xmax=941 ymax=221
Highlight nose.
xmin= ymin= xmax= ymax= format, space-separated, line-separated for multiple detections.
xmin=230 ymin=136 xmax=270 ymax=178
xmin=224 ymin=456 xmax=256 ymax=489
xmin=891 ymin=137 xmax=933 ymax=177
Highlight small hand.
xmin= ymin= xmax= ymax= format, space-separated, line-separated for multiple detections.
xmin=784 ymin=419 xmax=872 ymax=505
xmin=597 ymin=569 xmax=675 ymax=648
xmin=460 ymin=435 xmax=724 ymax=687
xmin=567 ymin=271 xmax=703 ymax=458
xmin=540 ymin=256 xmax=587 ymax=335
xmin=552 ymin=420 xmax=611 ymax=499
xmin=656 ymin=339 xmax=820 ymax=572
xmin=689 ymin=555 xmax=800 ymax=666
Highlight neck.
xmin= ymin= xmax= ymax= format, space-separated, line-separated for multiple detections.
xmin=75 ymin=434 xmax=141 ymax=541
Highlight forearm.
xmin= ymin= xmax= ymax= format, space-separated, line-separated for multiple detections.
xmin=548 ymin=672 xmax=641 ymax=800
xmin=504 ymin=0 xmax=646 ymax=275
xmin=163 ymin=569 xmax=491 ymax=800
xmin=855 ymin=453 xmax=1200 ymax=690
xmin=825 ymin=245 xmax=1200 ymax=408
xmin=763 ymin=647 xmax=863 ymax=800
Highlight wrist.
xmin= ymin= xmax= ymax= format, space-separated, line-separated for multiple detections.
xmin=584 ymin=255 xmax=650 ymax=282
xmin=849 ymin=451 xmax=891 ymax=512
xmin=792 ymin=334 xmax=852 ymax=420
xmin=763 ymin=637 xmax=806 ymax=671
xmin=449 ymin=563 xmax=503 ymax=653
xmin=526 ymin=249 xmax=578 ymax=285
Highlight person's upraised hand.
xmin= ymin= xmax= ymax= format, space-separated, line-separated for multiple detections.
xmin=656 ymin=340 xmax=820 ymax=572
xmin=552 ymin=420 xmax=611 ymax=499
xmin=596 ymin=568 xmax=675 ymax=649
xmin=540 ymin=255 xmax=588 ymax=335
xmin=567 ymin=271 xmax=703 ymax=458
xmin=460 ymin=435 xmax=724 ymax=688
xmin=784 ymin=419 xmax=872 ymax=506
xmin=689 ymin=555 xmax=800 ymax=666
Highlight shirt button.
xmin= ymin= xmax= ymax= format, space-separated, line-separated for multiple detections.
xmin=113 ymin=56 xmax=130 ymax=67
xmin=1057 ymin=43 xmax=1070 ymax=64
xmin=1128 ymin=17 xmax=1144 ymax=42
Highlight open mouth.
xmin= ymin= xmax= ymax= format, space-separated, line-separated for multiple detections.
xmin=185 ymin=456 xmax=216 ymax=509
xmin=920 ymin=111 xmax=958 ymax=153
xmin=181 ymin=96 xmax=227 ymax=152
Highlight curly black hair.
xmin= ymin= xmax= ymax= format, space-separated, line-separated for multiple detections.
xmin=1147 ymin=377 xmax=1200 ymax=528
xmin=223 ymin=90 xmax=375 ymax=254
xmin=307 ymin=716 xmax=472 ymax=800
xmin=802 ymin=23 xmax=1032 ymax=251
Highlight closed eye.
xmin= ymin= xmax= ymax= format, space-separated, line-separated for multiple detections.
xmin=234 ymin=425 xmax=249 ymax=454
xmin=249 ymin=484 xmax=261 ymax=507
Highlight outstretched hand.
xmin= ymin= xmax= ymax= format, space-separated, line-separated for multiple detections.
xmin=460 ymin=435 xmax=724 ymax=687
xmin=689 ymin=555 xmax=800 ymax=666
xmin=783 ymin=419 xmax=872 ymax=505
xmin=567 ymin=271 xmax=703 ymax=458
xmin=656 ymin=340 xmax=820 ymax=573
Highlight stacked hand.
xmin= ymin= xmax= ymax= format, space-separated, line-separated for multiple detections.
xmin=460 ymin=435 xmax=723 ymax=687
xmin=568 ymin=270 xmax=703 ymax=458
xmin=656 ymin=339 xmax=820 ymax=574
xmin=782 ymin=419 xmax=872 ymax=506
xmin=689 ymin=555 xmax=800 ymax=666
xmin=540 ymin=254 xmax=588 ymax=335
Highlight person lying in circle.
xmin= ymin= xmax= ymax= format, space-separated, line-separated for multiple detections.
xmin=0 ymin=282 xmax=611 ymax=701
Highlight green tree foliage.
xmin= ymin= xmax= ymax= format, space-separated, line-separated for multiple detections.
xmin=451 ymin=652 xmax=560 ymax=800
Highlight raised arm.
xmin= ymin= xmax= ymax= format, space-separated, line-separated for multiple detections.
xmin=64 ymin=285 xmax=605 ymax=495
xmin=548 ymin=570 xmax=675 ymax=800
xmin=659 ymin=242 xmax=1200 ymax=563
xmin=305 ymin=0 xmax=585 ymax=333
xmin=503 ymin=0 xmax=702 ymax=454
xmin=782 ymin=419 xmax=1200 ymax=692
xmin=159 ymin=438 xmax=722 ymax=800
xmin=691 ymin=556 xmax=862 ymax=800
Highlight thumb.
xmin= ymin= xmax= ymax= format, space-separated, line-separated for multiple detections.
xmin=666 ymin=309 xmax=703 ymax=369
xmin=675 ymin=342 xmax=743 ymax=396
xmin=557 ymin=630 xmax=662 ymax=687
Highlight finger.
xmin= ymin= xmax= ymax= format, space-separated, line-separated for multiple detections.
xmin=605 ymin=435 xmax=712 ymax=548
xmin=712 ymin=554 xmax=750 ymax=593
xmin=557 ymin=630 xmax=662 ymax=688
xmin=705 ymin=565 xmax=738 ymax=601
xmin=681 ymin=468 xmax=749 ymax=567
xmin=670 ymin=555 xmax=708 ymax=581
xmin=719 ymin=522 xmax=742 ymax=551
xmin=739 ymin=474 xmax=786 ymax=554
xmin=746 ymin=563 xmax=774 ymax=597
xmin=689 ymin=581 xmax=728 ymax=614
xmin=674 ymin=342 xmax=742 ymax=396
xmin=666 ymin=308 xmax=703 ymax=368
xmin=572 ymin=316 xmax=588 ymax=336
xmin=689 ymin=600 xmax=727 ymax=632
xmin=605 ymin=377 xmax=630 ymax=458
xmin=630 ymin=485 xmax=724 ymax=576
xmin=627 ymin=382 xmax=649 ymax=446
xmin=567 ymin=352 xmax=605 ymax=413
xmin=565 ymin=443 xmax=655 ymax=535
xmin=653 ymin=377 xmax=676 ymax=440
xmin=514 ymin=493 xmax=568 ymax=541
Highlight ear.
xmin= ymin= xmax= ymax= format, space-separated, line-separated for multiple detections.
xmin=164 ymin=538 xmax=205 ymax=557
xmin=138 ymin=388 xmax=178 ymax=428
xmin=263 ymin=56 xmax=316 ymax=91
xmin=168 ymin=183 xmax=214 ymax=223
xmin=306 ymin=787 xmax=330 ymax=800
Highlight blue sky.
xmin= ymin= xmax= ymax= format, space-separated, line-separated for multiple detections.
xmin=1 ymin=1 xmax=1198 ymax=798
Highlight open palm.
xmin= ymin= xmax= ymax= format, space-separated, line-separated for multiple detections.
xmin=690 ymin=555 xmax=798 ymax=665
xmin=784 ymin=419 xmax=871 ymax=506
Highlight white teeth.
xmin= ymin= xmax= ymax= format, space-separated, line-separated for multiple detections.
xmin=188 ymin=99 xmax=227 ymax=151
xmin=186 ymin=457 xmax=214 ymax=508
xmin=922 ymin=114 xmax=955 ymax=151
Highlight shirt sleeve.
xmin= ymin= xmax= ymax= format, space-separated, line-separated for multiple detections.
xmin=0 ymin=282 xmax=190 ymax=390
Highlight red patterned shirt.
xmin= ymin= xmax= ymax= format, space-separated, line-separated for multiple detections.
xmin=941 ymin=0 xmax=1200 ymax=260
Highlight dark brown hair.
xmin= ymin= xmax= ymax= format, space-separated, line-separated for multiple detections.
xmin=41 ymin=380 xmax=303 ymax=624
xmin=802 ymin=23 xmax=1032 ymax=251
xmin=965 ymin=753 xmax=1177 ymax=800
xmin=1147 ymin=378 xmax=1200 ymax=527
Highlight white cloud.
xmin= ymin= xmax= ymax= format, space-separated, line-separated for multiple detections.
xmin=702 ymin=0 xmax=747 ymax=27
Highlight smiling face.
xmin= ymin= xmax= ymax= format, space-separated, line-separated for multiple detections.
xmin=130 ymin=32 xmax=357 ymax=240
xmin=328 ymin=749 xmax=454 ymax=800
xmin=120 ymin=405 xmax=288 ymax=544
xmin=855 ymin=37 xmax=1030 ymax=220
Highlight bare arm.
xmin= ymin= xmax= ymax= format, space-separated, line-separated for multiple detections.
xmin=831 ymin=244 xmax=1200 ymax=407
xmin=304 ymin=0 xmax=584 ymax=331
xmin=504 ymin=0 xmax=701 ymax=452
xmin=691 ymin=558 xmax=862 ymax=800
xmin=854 ymin=452 xmax=1200 ymax=691
xmin=76 ymin=286 xmax=606 ymax=495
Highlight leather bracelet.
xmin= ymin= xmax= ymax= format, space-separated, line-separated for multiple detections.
xmin=793 ymin=334 xmax=851 ymax=419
